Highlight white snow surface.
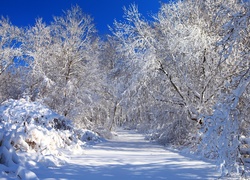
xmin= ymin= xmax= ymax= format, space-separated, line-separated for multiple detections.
xmin=0 ymin=98 xmax=221 ymax=179
xmin=0 ymin=98 xmax=101 ymax=179
xmin=30 ymin=129 xmax=220 ymax=180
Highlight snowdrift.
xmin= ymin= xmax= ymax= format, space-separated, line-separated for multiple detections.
xmin=0 ymin=98 xmax=101 ymax=179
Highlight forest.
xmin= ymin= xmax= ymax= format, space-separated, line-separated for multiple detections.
xmin=0 ymin=0 xmax=250 ymax=178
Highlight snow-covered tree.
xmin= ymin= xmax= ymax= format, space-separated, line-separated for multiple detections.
xmin=109 ymin=0 xmax=248 ymax=148
xmin=23 ymin=6 xmax=104 ymax=128
xmin=199 ymin=0 xmax=250 ymax=177
xmin=0 ymin=17 xmax=24 ymax=102
xmin=109 ymin=4 xmax=158 ymax=127
xmin=0 ymin=17 xmax=22 ymax=76
xmin=200 ymin=73 xmax=250 ymax=177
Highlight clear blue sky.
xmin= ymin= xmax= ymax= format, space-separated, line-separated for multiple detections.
xmin=0 ymin=0 xmax=172 ymax=35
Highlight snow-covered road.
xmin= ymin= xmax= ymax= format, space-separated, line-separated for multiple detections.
xmin=33 ymin=129 xmax=220 ymax=179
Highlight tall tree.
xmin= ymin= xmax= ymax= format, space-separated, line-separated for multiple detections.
xmin=23 ymin=6 xmax=102 ymax=128
xmin=200 ymin=0 xmax=250 ymax=176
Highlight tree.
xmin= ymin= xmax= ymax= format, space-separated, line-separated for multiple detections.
xmin=0 ymin=17 xmax=23 ymax=102
xmin=109 ymin=4 xmax=157 ymax=120
xmin=23 ymin=6 xmax=103 ymax=128
xmin=109 ymin=0 xmax=248 ymax=147
xmin=199 ymin=0 xmax=250 ymax=176
xmin=0 ymin=17 xmax=22 ymax=76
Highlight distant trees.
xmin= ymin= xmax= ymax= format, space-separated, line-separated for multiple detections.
xmin=109 ymin=4 xmax=159 ymax=132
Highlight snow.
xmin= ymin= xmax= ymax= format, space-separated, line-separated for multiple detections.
xmin=0 ymin=98 xmax=101 ymax=179
xmin=0 ymin=98 xmax=224 ymax=179
xmin=30 ymin=129 xmax=220 ymax=180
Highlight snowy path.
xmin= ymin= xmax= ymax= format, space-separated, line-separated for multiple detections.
xmin=33 ymin=129 xmax=220 ymax=180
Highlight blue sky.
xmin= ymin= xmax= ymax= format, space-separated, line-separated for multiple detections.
xmin=0 ymin=0 xmax=171 ymax=34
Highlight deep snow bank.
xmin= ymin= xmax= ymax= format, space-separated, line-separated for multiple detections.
xmin=0 ymin=98 xmax=101 ymax=179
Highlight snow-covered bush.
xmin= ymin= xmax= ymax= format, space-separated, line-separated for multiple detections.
xmin=0 ymin=98 xmax=79 ymax=153
xmin=0 ymin=130 xmax=38 ymax=179
xmin=77 ymin=129 xmax=103 ymax=143
xmin=0 ymin=98 xmax=103 ymax=152
xmin=199 ymin=75 xmax=250 ymax=177
xmin=0 ymin=98 xmax=101 ymax=178
xmin=198 ymin=1 xmax=250 ymax=177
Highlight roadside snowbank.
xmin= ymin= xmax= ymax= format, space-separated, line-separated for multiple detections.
xmin=0 ymin=98 xmax=101 ymax=179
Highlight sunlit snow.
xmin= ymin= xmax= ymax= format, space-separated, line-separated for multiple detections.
xmin=31 ymin=129 xmax=220 ymax=180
